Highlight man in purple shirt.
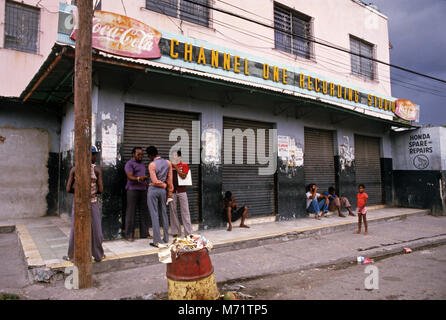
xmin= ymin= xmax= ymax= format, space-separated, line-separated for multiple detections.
xmin=124 ymin=147 xmax=150 ymax=241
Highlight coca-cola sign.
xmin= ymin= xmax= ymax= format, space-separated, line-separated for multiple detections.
xmin=395 ymin=99 xmax=419 ymax=121
xmin=70 ymin=10 xmax=161 ymax=59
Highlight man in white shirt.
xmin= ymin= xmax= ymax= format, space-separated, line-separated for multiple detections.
xmin=306 ymin=184 xmax=329 ymax=219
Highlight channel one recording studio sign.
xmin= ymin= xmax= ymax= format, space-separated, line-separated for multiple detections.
xmin=57 ymin=2 xmax=419 ymax=123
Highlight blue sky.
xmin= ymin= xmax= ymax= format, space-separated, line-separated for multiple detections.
xmin=371 ymin=0 xmax=446 ymax=126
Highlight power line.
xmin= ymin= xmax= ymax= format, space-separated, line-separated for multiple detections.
xmin=144 ymin=1 xmax=446 ymax=97
xmin=183 ymin=0 xmax=446 ymax=85
xmin=190 ymin=9 xmax=446 ymax=97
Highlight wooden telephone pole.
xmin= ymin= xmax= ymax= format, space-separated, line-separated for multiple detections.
xmin=73 ymin=0 xmax=93 ymax=289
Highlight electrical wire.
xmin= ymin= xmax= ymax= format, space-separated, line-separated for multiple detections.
xmin=120 ymin=0 xmax=127 ymax=16
xmin=208 ymin=8 xmax=446 ymax=97
xmin=182 ymin=0 xmax=446 ymax=85
xmin=169 ymin=5 xmax=446 ymax=98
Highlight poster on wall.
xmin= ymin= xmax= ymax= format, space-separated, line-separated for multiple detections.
xmin=278 ymin=136 xmax=290 ymax=161
xmin=203 ymin=130 xmax=220 ymax=164
xmin=288 ymin=138 xmax=304 ymax=167
xmin=101 ymin=123 xmax=117 ymax=166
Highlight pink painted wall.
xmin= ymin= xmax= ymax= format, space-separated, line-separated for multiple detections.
xmin=0 ymin=0 xmax=392 ymax=98
xmin=0 ymin=0 xmax=60 ymax=97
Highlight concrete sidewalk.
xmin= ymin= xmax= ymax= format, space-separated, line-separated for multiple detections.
xmin=0 ymin=206 xmax=430 ymax=275
xmin=1 ymin=207 xmax=445 ymax=300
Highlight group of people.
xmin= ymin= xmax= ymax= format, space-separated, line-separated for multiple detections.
xmin=63 ymin=145 xmax=369 ymax=263
xmin=121 ymin=145 xmax=251 ymax=244
xmin=63 ymin=145 xmax=196 ymax=262
xmin=123 ymin=146 xmax=193 ymax=248
xmin=305 ymin=183 xmax=369 ymax=234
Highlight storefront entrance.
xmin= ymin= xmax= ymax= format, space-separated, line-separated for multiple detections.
xmin=222 ymin=117 xmax=277 ymax=217
xmin=304 ymin=127 xmax=336 ymax=194
xmin=355 ymin=134 xmax=383 ymax=205
xmin=123 ymin=104 xmax=201 ymax=223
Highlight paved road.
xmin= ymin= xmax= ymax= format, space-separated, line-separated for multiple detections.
xmin=1 ymin=214 xmax=445 ymax=300
xmin=232 ymin=244 xmax=446 ymax=300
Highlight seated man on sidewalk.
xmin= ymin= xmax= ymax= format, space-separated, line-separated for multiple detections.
xmin=323 ymin=186 xmax=355 ymax=218
xmin=223 ymin=191 xmax=249 ymax=231
xmin=306 ymin=184 xmax=329 ymax=219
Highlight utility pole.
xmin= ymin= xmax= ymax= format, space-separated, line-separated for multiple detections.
xmin=73 ymin=0 xmax=93 ymax=289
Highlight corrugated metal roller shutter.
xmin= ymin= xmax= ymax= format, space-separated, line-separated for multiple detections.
xmin=222 ymin=117 xmax=276 ymax=217
xmin=304 ymin=127 xmax=335 ymax=193
xmin=123 ymin=105 xmax=201 ymax=223
xmin=354 ymin=134 xmax=382 ymax=205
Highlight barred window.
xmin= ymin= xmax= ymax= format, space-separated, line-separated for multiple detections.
xmin=350 ymin=36 xmax=375 ymax=80
xmin=274 ymin=3 xmax=312 ymax=59
xmin=4 ymin=1 xmax=40 ymax=54
xmin=146 ymin=0 xmax=209 ymax=27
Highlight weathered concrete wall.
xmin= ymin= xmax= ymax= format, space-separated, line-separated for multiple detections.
xmin=0 ymin=101 xmax=61 ymax=218
xmin=392 ymin=127 xmax=443 ymax=171
xmin=0 ymin=128 xmax=49 ymax=219
xmin=392 ymin=127 xmax=446 ymax=215
xmin=441 ymin=127 xmax=446 ymax=171
xmin=0 ymin=102 xmax=60 ymax=153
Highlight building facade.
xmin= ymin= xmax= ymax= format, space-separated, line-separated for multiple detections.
xmin=1 ymin=0 xmax=433 ymax=238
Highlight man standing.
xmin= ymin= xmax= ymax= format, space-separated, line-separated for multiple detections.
xmin=146 ymin=146 xmax=173 ymax=247
xmin=169 ymin=150 xmax=193 ymax=237
xmin=124 ymin=147 xmax=150 ymax=241
xmin=64 ymin=146 xmax=105 ymax=262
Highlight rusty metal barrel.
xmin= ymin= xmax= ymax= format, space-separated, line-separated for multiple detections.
xmin=166 ymin=248 xmax=219 ymax=300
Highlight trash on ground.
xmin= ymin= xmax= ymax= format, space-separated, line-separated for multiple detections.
xmin=362 ymin=257 xmax=374 ymax=264
xmin=142 ymin=293 xmax=156 ymax=300
xmin=357 ymin=256 xmax=374 ymax=264
xmin=403 ymin=248 xmax=412 ymax=254
xmin=222 ymin=291 xmax=237 ymax=300
xmin=158 ymin=234 xmax=213 ymax=263
xmin=218 ymin=291 xmax=253 ymax=300
xmin=235 ymin=292 xmax=254 ymax=299
xmin=222 ymin=284 xmax=246 ymax=291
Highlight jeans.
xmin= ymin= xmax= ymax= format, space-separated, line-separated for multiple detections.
xmin=307 ymin=198 xmax=328 ymax=214
xmin=148 ymin=186 xmax=169 ymax=245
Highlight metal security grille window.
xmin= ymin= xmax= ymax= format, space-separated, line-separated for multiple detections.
xmin=274 ymin=4 xmax=312 ymax=59
xmin=350 ymin=36 xmax=375 ymax=80
xmin=4 ymin=1 xmax=40 ymax=54
xmin=146 ymin=0 xmax=210 ymax=27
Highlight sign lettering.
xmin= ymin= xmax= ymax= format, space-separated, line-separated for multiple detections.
xmin=70 ymin=10 xmax=161 ymax=59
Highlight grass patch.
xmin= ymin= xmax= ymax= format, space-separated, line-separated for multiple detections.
xmin=0 ymin=293 xmax=21 ymax=300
